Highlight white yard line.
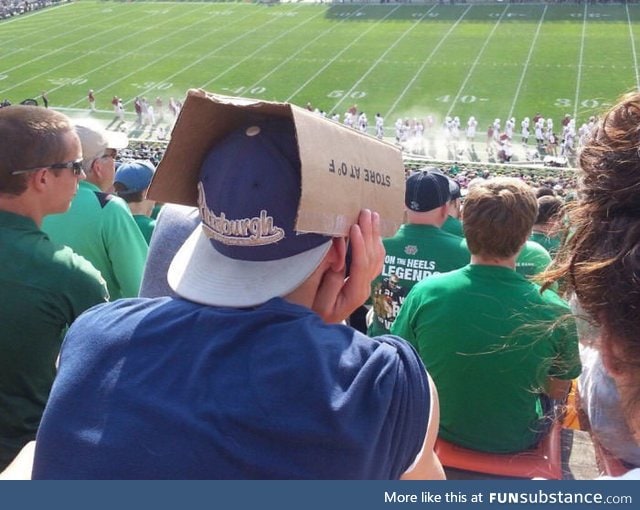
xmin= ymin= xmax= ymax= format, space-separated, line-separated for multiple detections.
xmin=63 ymin=5 xmax=224 ymax=106
xmin=54 ymin=106 xmax=114 ymax=115
xmin=131 ymin=4 xmax=306 ymax=103
xmin=329 ymin=5 xmax=438 ymax=115
xmin=0 ymin=4 xmax=138 ymax=73
xmin=446 ymin=4 xmax=509 ymax=118
xmin=384 ymin=4 xmax=471 ymax=120
xmin=79 ymin=6 xmax=259 ymax=107
xmin=0 ymin=4 xmax=97 ymax=63
xmin=573 ymin=3 xmax=587 ymax=121
xmin=285 ymin=5 xmax=402 ymax=103
xmin=507 ymin=4 xmax=547 ymax=121
xmin=627 ymin=2 xmax=640 ymax=90
xmin=247 ymin=5 xmax=367 ymax=91
xmin=1 ymin=7 xmax=185 ymax=97
xmin=199 ymin=7 xmax=325 ymax=89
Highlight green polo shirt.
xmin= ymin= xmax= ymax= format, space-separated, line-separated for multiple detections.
xmin=0 ymin=210 xmax=108 ymax=469
xmin=42 ymin=181 xmax=148 ymax=300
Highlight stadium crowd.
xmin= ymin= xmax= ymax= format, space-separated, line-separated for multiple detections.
xmin=0 ymin=0 xmax=62 ymax=20
xmin=1 ymin=88 xmax=640 ymax=480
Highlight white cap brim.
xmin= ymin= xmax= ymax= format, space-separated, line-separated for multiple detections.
xmin=103 ymin=130 xmax=129 ymax=150
xmin=168 ymin=225 xmax=333 ymax=307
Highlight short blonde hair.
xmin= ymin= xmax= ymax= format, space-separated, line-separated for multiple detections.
xmin=463 ymin=177 xmax=538 ymax=258
xmin=0 ymin=105 xmax=74 ymax=196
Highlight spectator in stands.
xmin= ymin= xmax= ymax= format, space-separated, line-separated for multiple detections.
xmin=29 ymin=116 xmax=444 ymax=480
xmin=463 ymin=176 xmax=553 ymax=279
xmin=577 ymin=326 xmax=640 ymax=469
xmin=139 ymin=204 xmax=198 ymax=298
xmin=392 ymin=177 xmax=581 ymax=453
xmin=542 ymin=92 xmax=640 ymax=478
xmin=0 ymin=106 xmax=108 ymax=471
xmin=530 ymin=194 xmax=564 ymax=257
xmin=535 ymin=186 xmax=556 ymax=198
xmin=113 ymin=160 xmax=156 ymax=244
xmin=516 ymin=236 xmax=553 ymax=279
xmin=441 ymin=177 xmax=463 ymax=238
xmin=42 ymin=122 xmax=148 ymax=300
xmin=368 ymin=168 xmax=469 ymax=336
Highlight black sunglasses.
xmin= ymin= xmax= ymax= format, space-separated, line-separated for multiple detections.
xmin=10 ymin=159 xmax=84 ymax=176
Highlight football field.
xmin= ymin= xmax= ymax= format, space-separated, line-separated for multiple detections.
xmin=2 ymin=1 xmax=640 ymax=130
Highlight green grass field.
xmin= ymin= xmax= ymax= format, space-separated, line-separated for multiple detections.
xmin=2 ymin=1 xmax=640 ymax=131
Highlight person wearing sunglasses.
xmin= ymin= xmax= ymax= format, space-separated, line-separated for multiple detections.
xmin=0 ymin=105 xmax=109 ymax=472
xmin=42 ymin=122 xmax=148 ymax=301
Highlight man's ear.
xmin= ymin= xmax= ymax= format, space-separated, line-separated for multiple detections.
xmin=88 ymin=158 xmax=101 ymax=179
xmin=30 ymin=168 xmax=50 ymax=192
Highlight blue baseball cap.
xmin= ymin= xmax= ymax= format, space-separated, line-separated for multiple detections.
xmin=168 ymin=117 xmax=333 ymax=307
xmin=114 ymin=160 xmax=155 ymax=194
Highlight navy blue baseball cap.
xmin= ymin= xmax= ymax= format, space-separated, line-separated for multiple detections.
xmin=168 ymin=117 xmax=333 ymax=307
xmin=449 ymin=178 xmax=462 ymax=201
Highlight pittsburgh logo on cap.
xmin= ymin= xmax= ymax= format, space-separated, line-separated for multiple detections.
xmin=198 ymin=183 xmax=285 ymax=246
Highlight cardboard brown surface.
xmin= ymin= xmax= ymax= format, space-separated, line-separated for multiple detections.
xmin=148 ymin=89 xmax=405 ymax=237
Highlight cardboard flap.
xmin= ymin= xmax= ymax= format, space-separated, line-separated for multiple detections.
xmin=148 ymin=89 xmax=293 ymax=207
xmin=291 ymin=106 xmax=404 ymax=237
xmin=148 ymin=90 xmax=405 ymax=237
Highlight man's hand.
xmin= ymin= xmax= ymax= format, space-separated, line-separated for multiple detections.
xmin=312 ymin=209 xmax=385 ymax=323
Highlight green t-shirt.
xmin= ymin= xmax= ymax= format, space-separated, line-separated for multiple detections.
xmin=368 ymin=223 xmax=469 ymax=336
xmin=43 ymin=181 xmax=148 ymax=300
xmin=442 ymin=215 xmax=464 ymax=238
xmin=516 ymin=240 xmax=552 ymax=279
xmin=460 ymin=237 xmax=552 ymax=280
xmin=391 ymin=264 xmax=581 ymax=453
xmin=452 ymin=220 xmax=551 ymax=277
xmin=151 ymin=203 xmax=163 ymax=220
xmin=0 ymin=210 xmax=108 ymax=468
xmin=530 ymin=231 xmax=562 ymax=258
xmin=134 ymin=214 xmax=157 ymax=245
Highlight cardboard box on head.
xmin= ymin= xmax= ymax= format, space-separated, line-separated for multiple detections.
xmin=148 ymin=89 xmax=405 ymax=238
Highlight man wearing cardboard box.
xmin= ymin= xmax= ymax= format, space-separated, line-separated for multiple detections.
xmin=26 ymin=92 xmax=444 ymax=480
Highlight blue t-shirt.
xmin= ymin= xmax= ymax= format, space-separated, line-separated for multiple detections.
xmin=33 ymin=297 xmax=429 ymax=479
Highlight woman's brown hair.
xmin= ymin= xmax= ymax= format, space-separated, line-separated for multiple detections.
xmin=541 ymin=91 xmax=640 ymax=423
